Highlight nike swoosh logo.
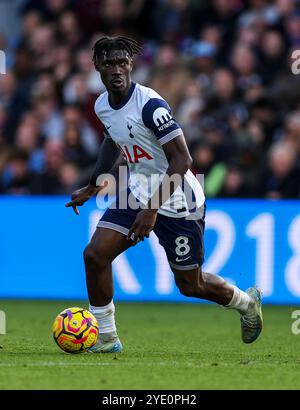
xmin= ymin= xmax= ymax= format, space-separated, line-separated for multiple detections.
xmin=175 ymin=256 xmax=190 ymax=262
xmin=106 ymin=125 xmax=111 ymax=130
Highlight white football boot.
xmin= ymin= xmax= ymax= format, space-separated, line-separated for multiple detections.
xmin=240 ymin=287 xmax=263 ymax=343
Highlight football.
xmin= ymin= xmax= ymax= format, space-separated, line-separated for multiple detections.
xmin=52 ymin=307 xmax=98 ymax=353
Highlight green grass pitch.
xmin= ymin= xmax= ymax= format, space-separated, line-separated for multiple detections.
xmin=0 ymin=300 xmax=300 ymax=390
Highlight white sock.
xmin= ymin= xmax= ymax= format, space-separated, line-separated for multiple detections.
xmin=89 ymin=301 xmax=118 ymax=342
xmin=224 ymin=285 xmax=252 ymax=314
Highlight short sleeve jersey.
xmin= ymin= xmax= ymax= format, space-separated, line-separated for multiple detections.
xmin=94 ymin=82 xmax=205 ymax=217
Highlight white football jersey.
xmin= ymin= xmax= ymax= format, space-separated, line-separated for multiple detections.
xmin=94 ymin=82 xmax=205 ymax=218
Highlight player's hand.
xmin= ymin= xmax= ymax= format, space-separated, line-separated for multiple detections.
xmin=127 ymin=209 xmax=157 ymax=243
xmin=65 ymin=184 xmax=100 ymax=215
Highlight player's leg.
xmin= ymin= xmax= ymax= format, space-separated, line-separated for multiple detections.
xmin=171 ymin=266 xmax=262 ymax=343
xmin=154 ymin=213 xmax=262 ymax=343
xmin=171 ymin=266 xmax=234 ymax=305
xmin=84 ymin=227 xmax=131 ymax=306
xmin=84 ymin=198 xmax=139 ymax=353
xmin=84 ymin=226 xmax=132 ymax=353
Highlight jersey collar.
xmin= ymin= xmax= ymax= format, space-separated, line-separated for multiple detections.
xmin=108 ymin=82 xmax=136 ymax=110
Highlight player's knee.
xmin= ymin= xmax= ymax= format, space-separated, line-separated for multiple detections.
xmin=83 ymin=244 xmax=109 ymax=270
xmin=175 ymin=277 xmax=206 ymax=299
xmin=179 ymin=286 xmax=195 ymax=297
xmin=83 ymin=245 xmax=98 ymax=267
xmin=175 ymin=279 xmax=197 ymax=298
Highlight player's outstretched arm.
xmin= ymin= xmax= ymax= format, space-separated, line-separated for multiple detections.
xmin=65 ymin=138 xmax=121 ymax=215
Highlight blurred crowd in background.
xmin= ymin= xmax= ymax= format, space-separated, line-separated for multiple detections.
xmin=0 ymin=0 xmax=300 ymax=199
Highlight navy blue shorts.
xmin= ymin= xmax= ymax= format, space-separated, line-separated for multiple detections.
xmin=97 ymin=192 xmax=205 ymax=271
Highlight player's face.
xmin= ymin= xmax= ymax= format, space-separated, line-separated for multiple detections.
xmin=98 ymin=50 xmax=133 ymax=93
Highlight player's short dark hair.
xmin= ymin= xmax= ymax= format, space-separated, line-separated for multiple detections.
xmin=92 ymin=36 xmax=142 ymax=70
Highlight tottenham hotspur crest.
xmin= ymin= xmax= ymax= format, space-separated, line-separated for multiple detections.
xmin=127 ymin=122 xmax=134 ymax=138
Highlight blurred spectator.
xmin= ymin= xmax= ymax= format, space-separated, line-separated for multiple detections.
xmin=63 ymin=125 xmax=94 ymax=168
xmin=53 ymin=44 xmax=73 ymax=85
xmin=190 ymin=40 xmax=217 ymax=92
xmin=230 ymin=43 xmax=260 ymax=92
xmin=248 ymin=97 xmax=278 ymax=148
xmin=259 ymin=30 xmax=286 ymax=84
xmin=263 ymin=142 xmax=300 ymax=198
xmin=0 ymin=149 xmax=31 ymax=195
xmin=205 ymin=68 xmax=239 ymax=126
xmin=57 ymin=11 xmax=81 ymax=48
xmin=191 ymin=141 xmax=227 ymax=198
xmin=219 ymin=164 xmax=249 ymax=198
xmin=177 ymin=79 xmax=203 ymax=144
xmin=285 ymin=10 xmax=300 ymax=47
xmin=153 ymin=0 xmax=195 ymax=43
xmin=58 ymin=161 xmax=80 ymax=194
xmin=29 ymin=24 xmax=56 ymax=71
xmin=149 ymin=44 xmax=191 ymax=110
xmin=62 ymin=104 xmax=98 ymax=155
xmin=30 ymin=140 xmax=64 ymax=194
xmin=98 ymin=0 xmax=127 ymax=35
xmin=281 ymin=111 xmax=300 ymax=155
xmin=22 ymin=10 xmax=42 ymax=42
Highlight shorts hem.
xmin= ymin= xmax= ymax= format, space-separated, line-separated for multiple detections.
xmin=97 ymin=221 xmax=134 ymax=240
xmin=169 ymin=261 xmax=200 ymax=271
